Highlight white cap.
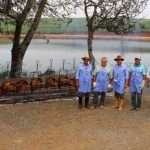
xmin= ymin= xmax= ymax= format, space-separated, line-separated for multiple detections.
xmin=135 ymin=56 xmax=141 ymax=60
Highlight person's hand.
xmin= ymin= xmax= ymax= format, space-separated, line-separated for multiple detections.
xmin=93 ymin=82 xmax=96 ymax=87
xmin=108 ymin=84 xmax=112 ymax=92
xmin=108 ymin=84 xmax=112 ymax=89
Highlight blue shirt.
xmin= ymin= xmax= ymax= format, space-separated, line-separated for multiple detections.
xmin=130 ymin=63 xmax=147 ymax=93
xmin=113 ymin=63 xmax=129 ymax=80
xmin=130 ymin=64 xmax=147 ymax=76
xmin=76 ymin=63 xmax=92 ymax=93
xmin=113 ymin=63 xmax=129 ymax=94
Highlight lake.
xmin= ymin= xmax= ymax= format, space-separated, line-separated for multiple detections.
xmin=0 ymin=39 xmax=150 ymax=74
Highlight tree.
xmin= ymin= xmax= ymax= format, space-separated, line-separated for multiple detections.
xmin=0 ymin=0 xmax=82 ymax=78
xmin=83 ymin=0 xmax=148 ymax=66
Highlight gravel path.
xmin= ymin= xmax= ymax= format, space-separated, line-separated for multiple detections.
xmin=0 ymin=89 xmax=150 ymax=150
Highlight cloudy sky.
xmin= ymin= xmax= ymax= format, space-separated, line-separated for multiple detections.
xmin=71 ymin=0 xmax=150 ymax=19
xmin=137 ymin=0 xmax=150 ymax=18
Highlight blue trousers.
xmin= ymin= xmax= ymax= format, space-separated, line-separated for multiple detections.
xmin=131 ymin=92 xmax=142 ymax=108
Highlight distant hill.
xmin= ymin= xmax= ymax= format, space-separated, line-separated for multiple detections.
xmin=1 ymin=18 xmax=150 ymax=34
xmin=30 ymin=18 xmax=150 ymax=34
xmin=36 ymin=18 xmax=88 ymax=34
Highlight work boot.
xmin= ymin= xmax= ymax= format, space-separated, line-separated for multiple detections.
xmin=136 ymin=107 xmax=141 ymax=111
xmin=130 ymin=107 xmax=136 ymax=111
xmin=90 ymin=105 xmax=96 ymax=109
xmin=118 ymin=98 xmax=124 ymax=111
xmin=100 ymin=105 xmax=104 ymax=109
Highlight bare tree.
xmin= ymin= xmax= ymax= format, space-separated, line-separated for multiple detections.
xmin=84 ymin=0 xmax=148 ymax=66
xmin=0 ymin=0 xmax=82 ymax=78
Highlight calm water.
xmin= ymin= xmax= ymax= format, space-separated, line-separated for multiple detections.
xmin=0 ymin=39 xmax=150 ymax=73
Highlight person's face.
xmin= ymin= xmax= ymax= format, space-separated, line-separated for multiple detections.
xmin=116 ymin=59 xmax=122 ymax=65
xmin=135 ymin=58 xmax=141 ymax=65
xmin=83 ymin=59 xmax=89 ymax=65
xmin=101 ymin=59 xmax=107 ymax=66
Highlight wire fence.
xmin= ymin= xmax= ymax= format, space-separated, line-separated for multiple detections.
xmin=0 ymin=57 xmax=78 ymax=79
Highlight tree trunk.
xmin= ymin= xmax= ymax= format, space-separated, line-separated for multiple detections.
xmin=87 ymin=30 xmax=95 ymax=69
xmin=9 ymin=0 xmax=47 ymax=78
xmin=10 ymin=49 xmax=24 ymax=78
xmin=10 ymin=20 xmax=23 ymax=78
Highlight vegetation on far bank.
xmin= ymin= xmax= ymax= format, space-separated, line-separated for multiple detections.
xmin=1 ymin=18 xmax=150 ymax=34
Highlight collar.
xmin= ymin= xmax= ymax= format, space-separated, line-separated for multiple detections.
xmin=134 ymin=63 xmax=141 ymax=67
xmin=116 ymin=64 xmax=123 ymax=68
xmin=82 ymin=63 xmax=90 ymax=67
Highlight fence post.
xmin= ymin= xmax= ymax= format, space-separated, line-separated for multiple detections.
xmin=49 ymin=59 xmax=53 ymax=70
xmin=6 ymin=61 xmax=10 ymax=77
xmin=62 ymin=59 xmax=66 ymax=70
xmin=36 ymin=60 xmax=40 ymax=76
xmin=73 ymin=58 xmax=76 ymax=70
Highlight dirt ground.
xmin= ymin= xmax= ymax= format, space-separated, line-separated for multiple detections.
xmin=0 ymin=88 xmax=150 ymax=150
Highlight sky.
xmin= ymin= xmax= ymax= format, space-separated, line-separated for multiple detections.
xmin=137 ymin=0 xmax=150 ymax=19
xmin=71 ymin=0 xmax=150 ymax=19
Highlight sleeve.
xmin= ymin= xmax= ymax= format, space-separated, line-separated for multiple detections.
xmin=142 ymin=64 xmax=147 ymax=76
xmin=108 ymin=66 xmax=113 ymax=78
xmin=76 ymin=65 xmax=80 ymax=79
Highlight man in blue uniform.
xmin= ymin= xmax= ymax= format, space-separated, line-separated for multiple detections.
xmin=91 ymin=57 xmax=112 ymax=109
xmin=76 ymin=54 xmax=93 ymax=109
xmin=129 ymin=56 xmax=147 ymax=111
xmin=113 ymin=55 xmax=129 ymax=110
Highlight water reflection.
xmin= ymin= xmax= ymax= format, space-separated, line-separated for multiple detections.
xmin=0 ymin=39 xmax=150 ymax=73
